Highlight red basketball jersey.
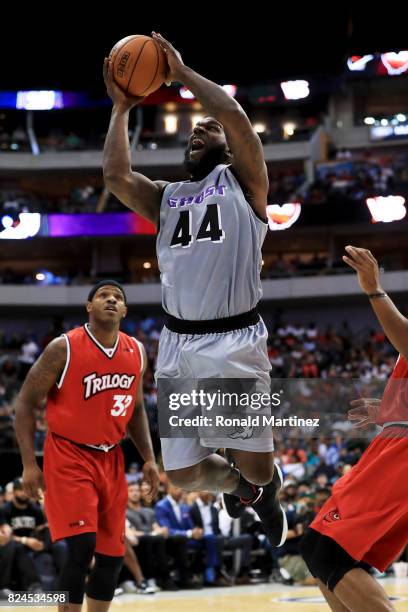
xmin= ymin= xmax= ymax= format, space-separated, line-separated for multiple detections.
xmin=377 ymin=354 xmax=408 ymax=425
xmin=46 ymin=324 xmax=143 ymax=445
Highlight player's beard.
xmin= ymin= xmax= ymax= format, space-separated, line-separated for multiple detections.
xmin=184 ymin=144 xmax=232 ymax=181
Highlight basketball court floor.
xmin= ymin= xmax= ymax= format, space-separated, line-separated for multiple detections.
xmin=8 ymin=579 xmax=395 ymax=611
xmin=109 ymin=580 xmax=408 ymax=611
xmin=9 ymin=579 xmax=408 ymax=610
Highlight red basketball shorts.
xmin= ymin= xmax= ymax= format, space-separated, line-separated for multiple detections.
xmin=311 ymin=433 xmax=408 ymax=571
xmin=43 ymin=432 xmax=128 ymax=556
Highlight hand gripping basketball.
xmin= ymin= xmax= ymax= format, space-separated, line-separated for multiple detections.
xmin=151 ymin=32 xmax=186 ymax=85
xmin=103 ymin=58 xmax=144 ymax=110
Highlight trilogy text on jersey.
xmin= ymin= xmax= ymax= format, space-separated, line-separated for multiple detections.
xmin=82 ymin=372 xmax=135 ymax=400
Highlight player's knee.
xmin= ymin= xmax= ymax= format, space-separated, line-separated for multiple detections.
xmin=166 ymin=464 xmax=202 ymax=489
xmin=86 ymin=553 xmax=124 ymax=601
xmin=58 ymin=534 xmax=97 ymax=604
xmin=300 ymin=529 xmax=365 ymax=593
xmin=66 ymin=532 xmax=96 ymax=569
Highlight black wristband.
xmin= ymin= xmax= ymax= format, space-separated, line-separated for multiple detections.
xmin=367 ymin=292 xmax=387 ymax=299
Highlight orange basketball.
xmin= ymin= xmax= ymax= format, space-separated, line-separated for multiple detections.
xmin=109 ymin=35 xmax=167 ymax=97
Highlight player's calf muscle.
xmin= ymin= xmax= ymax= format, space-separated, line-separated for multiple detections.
xmin=166 ymin=465 xmax=203 ymax=489
xmin=167 ymin=456 xmax=236 ymax=492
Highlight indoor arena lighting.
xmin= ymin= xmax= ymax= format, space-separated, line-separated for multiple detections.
xmin=164 ymin=114 xmax=178 ymax=134
xmin=366 ymin=196 xmax=406 ymax=223
xmin=381 ymin=51 xmax=408 ymax=75
xmin=16 ymin=90 xmax=63 ymax=110
xmin=36 ymin=273 xmax=46 ymax=281
xmin=371 ymin=125 xmax=408 ymax=140
xmin=280 ymin=80 xmax=310 ymax=100
xmin=395 ymin=125 xmax=408 ymax=136
xmin=364 ymin=117 xmax=375 ymax=125
xmin=0 ymin=213 xmax=41 ymax=239
xmin=221 ymin=85 xmax=237 ymax=98
xmin=253 ymin=123 xmax=266 ymax=133
xmin=283 ymin=122 xmax=296 ymax=138
xmin=143 ymin=262 xmax=152 ymax=269
xmin=396 ymin=114 xmax=407 ymax=122
xmin=1 ymin=215 xmax=13 ymax=229
xmin=180 ymin=85 xmax=237 ymax=100
xmin=266 ymin=204 xmax=301 ymax=231
xmin=180 ymin=87 xmax=195 ymax=100
xmin=347 ymin=55 xmax=374 ymax=71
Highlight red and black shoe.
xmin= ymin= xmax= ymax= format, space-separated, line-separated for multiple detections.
xmin=222 ymin=483 xmax=263 ymax=519
xmin=222 ymin=449 xmax=263 ymax=519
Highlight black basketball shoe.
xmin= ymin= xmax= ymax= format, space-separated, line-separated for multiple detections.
xmin=252 ymin=463 xmax=288 ymax=547
xmin=223 ymin=462 xmax=288 ymax=547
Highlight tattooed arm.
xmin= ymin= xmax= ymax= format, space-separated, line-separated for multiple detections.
xmin=15 ymin=337 xmax=67 ymax=499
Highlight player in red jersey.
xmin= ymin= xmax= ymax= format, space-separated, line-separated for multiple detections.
xmin=300 ymin=246 xmax=408 ymax=612
xmin=15 ymin=280 xmax=160 ymax=612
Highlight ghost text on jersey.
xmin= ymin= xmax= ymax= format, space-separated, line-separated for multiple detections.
xmin=82 ymin=372 xmax=135 ymax=400
xmin=167 ymin=184 xmax=227 ymax=208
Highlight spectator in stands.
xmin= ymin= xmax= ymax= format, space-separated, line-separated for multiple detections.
xmin=281 ymin=439 xmax=307 ymax=480
xmin=325 ymin=434 xmax=344 ymax=466
xmin=140 ymin=478 xmax=155 ymax=508
xmin=125 ymin=463 xmax=142 ymax=484
xmin=313 ymin=487 xmax=331 ymax=513
xmin=34 ymin=405 xmax=47 ymax=452
xmin=155 ymin=484 xmax=222 ymax=587
xmin=11 ymin=127 xmax=28 ymax=148
xmin=276 ymin=494 xmax=317 ymax=586
xmin=2 ymin=480 xmax=45 ymax=553
xmin=18 ymin=336 xmax=39 ymax=381
xmin=65 ymin=133 xmax=83 ymax=151
xmin=126 ymin=483 xmax=179 ymax=591
xmin=0 ymin=500 xmax=43 ymax=596
xmin=312 ymin=457 xmax=336 ymax=482
xmin=0 ymin=400 xmax=14 ymax=450
xmin=3 ymin=483 xmax=14 ymax=504
xmin=192 ymin=492 xmax=252 ymax=584
xmin=1 ymin=479 xmax=68 ymax=590
xmin=118 ymin=527 xmax=156 ymax=594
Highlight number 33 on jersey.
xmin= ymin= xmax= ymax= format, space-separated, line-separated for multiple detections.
xmin=45 ymin=324 xmax=144 ymax=446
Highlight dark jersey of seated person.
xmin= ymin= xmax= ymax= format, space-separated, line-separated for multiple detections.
xmin=2 ymin=501 xmax=45 ymax=538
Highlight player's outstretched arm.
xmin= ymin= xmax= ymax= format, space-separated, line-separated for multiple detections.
xmin=152 ymin=32 xmax=268 ymax=220
xmin=14 ymin=337 xmax=67 ymax=499
xmin=126 ymin=344 xmax=159 ymax=501
xmin=343 ymin=245 xmax=408 ymax=360
xmin=348 ymin=397 xmax=381 ymax=429
xmin=102 ymin=58 xmax=168 ymax=225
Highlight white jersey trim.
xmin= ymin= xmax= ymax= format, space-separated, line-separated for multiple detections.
xmin=383 ymin=421 xmax=408 ymax=426
xmin=133 ymin=338 xmax=144 ymax=373
xmin=56 ymin=334 xmax=70 ymax=389
xmin=84 ymin=323 xmax=119 ymax=359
